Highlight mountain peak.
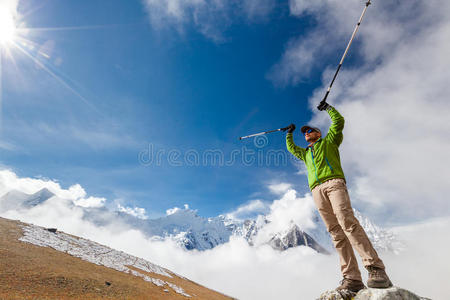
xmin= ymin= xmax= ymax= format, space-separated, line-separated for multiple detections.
xmin=34 ymin=187 xmax=54 ymax=197
xmin=0 ymin=188 xmax=55 ymax=211
xmin=22 ymin=188 xmax=55 ymax=207
xmin=268 ymin=223 xmax=329 ymax=254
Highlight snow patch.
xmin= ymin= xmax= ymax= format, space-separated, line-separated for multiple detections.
xmin=18 ymin=224 xmax=191 ymax=297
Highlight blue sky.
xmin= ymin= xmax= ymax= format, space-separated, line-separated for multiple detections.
xmin=1 ymin=0 xmax=449 ymax=225
xmin=0 ymin=0 xmax=322 ymax=218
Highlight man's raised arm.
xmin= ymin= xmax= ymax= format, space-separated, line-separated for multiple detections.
xmin=325 ymin=106 xmax=345 ymax=146
xmin=285 ymin=124 xmax=306 ymax=161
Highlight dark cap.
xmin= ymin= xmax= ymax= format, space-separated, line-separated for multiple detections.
xmin=300 ymin=125 xmax=321 ymax=134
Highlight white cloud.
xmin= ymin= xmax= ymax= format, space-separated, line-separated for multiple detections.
xmin=268 ymin=182 xmax=292 ymax=195
xmin=166 ymin=204 xmax=190 ymax=215
xmin=143 ymin=0 xmax=229 ymax=42
xmin=253 ymin=188 xmax=317 ymax=245
xmin=118 ymin=204 xmax=149 ymax=219
xmin=269 ymin=0 xmax=433 ymax=86
xmin=288 ymin=0 xmax=328 ymax=16
xmin=382 ymin=217 xmax=450 ymax=299
xmin=0 ymin=169 xmax=449 ymax=299
xmin=142 ymin=0 xmax=276 ymax=42
xmin=0 ymin=169 xmax=104 ymax=208
xmin=267 ymin=189 xmax=316 ymax=231
xmin=268 ymin=0 xmax=362 ymax=86
xmin=241 ymin=0 xmax=276 ymax=20
xmin=73 ymin=196 xmax=106 ymax=208
xmin=267 ymin=32 xmax=329 ymax=86
xmin=225 ymin=199 xmax=270 ymax=221
xmin=152 ymin=237 xmax=339 ymax=300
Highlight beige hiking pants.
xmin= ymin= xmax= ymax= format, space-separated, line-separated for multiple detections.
xmin=312 ymin=178 xmax=385 ymax=281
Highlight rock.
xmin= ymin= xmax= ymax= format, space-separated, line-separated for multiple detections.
xmin=317 ymin=290 xmax=355 ymax=300
xmin=317 ymin=287 xmax=431 ymax=300
xmin=355 ymin=287 xmax=431 ymax=300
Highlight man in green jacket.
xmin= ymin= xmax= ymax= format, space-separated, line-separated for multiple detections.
xmin=285 ymin=102 xmax=392 ymax=293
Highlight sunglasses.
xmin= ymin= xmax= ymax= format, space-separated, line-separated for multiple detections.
xmin=303 ymin=129 xmax=317 ymax=135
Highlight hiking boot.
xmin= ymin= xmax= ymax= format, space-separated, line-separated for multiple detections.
xmin=336 ymin=278 xmax=366 ymax=293
xmin=366 ymin=266 xmax=393 ymax=288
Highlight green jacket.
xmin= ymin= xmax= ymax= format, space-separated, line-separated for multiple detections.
xmin=286 ymin=107 xmax=346 ymax=190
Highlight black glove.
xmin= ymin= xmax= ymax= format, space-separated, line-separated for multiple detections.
xmin=317 ymin=100 xmax=330 ymax=111
xmin=287 ymin=123 xmax=296 ymax=133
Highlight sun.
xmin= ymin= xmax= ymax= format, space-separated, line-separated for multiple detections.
xmin=0 ymin=7 xmax=17 ymax=46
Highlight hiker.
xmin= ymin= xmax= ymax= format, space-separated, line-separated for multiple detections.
xmin=285 ymin=101 xmax=392 ymax=293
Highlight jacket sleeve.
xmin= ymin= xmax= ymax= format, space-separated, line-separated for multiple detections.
xmin=325 ymin=106 xmax=344 ymax=146
xmin=286 ymin=133 xmax=306 ymax=161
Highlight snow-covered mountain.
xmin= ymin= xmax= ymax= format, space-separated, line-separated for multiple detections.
xmin=0 ymin=188 xmax=399 ymax=254
xmin=103 ymin=209 xmax=330 ymax=252
xmin=353 ymin=209 xmax=401 ymax=254
xmin=268 ymin=224 xmax=330 ymax=253
xmin=0 ymin=188 xmax=54 ymax=211
xmin=101 ymin=206 xmax=399 ymax=254
xmin=138 ymin=210 xmax=232 ymax=250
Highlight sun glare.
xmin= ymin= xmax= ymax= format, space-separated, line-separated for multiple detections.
xmin=0 ymin=8 xmax=17 ymax=46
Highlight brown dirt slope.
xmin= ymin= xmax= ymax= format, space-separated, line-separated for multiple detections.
xmin=0 ymin=217 xmax=235 ymax=300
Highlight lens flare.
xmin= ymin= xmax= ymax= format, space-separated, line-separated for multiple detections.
xmin=0 ymin=8 xmax=17 ymax=45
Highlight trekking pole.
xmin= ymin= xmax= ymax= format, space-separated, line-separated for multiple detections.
xmin=239 ymin=126 xmax=290 ymax=140
xmin=239 ymin=1 xmax=372 ymax=140
xmin=318 ymin=0 xmax=372 ymax=108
